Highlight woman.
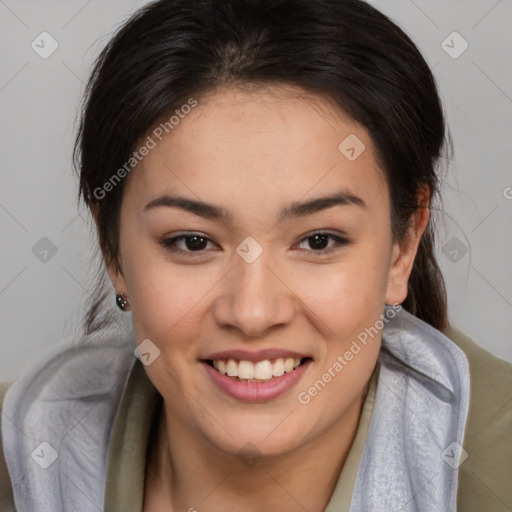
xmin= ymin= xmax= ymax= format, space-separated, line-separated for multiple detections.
xmin=1 ymin=0 xmax=511 ymax=511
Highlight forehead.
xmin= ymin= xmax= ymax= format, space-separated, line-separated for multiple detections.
xmin=124 ymin=84 xmax=388 ymax=215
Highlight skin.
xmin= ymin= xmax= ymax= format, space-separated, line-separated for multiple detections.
xmin=100 ymin=84 xmax=429 ymax=511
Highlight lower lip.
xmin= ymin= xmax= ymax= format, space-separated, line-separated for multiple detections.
xmin=202 ymin=360 xmax=312 ymax=402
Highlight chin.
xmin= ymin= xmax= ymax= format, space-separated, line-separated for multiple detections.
xmin=201 ymin=420 xmax=305 ymax=460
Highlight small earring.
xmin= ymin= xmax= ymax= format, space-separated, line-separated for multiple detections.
xmin=116 ymin=293 xmax=129 ymax=311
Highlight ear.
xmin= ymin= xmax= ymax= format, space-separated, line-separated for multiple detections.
xmin=385 ymin=185 xmax=430 ymax=305
xmin=90 ymin=202 xmax=128 ymax=296
xmin=105 ymin=256 xmax=128 ymax=299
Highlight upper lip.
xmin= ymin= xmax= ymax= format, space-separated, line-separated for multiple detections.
xmin=202 ymin=349 xmax=311 ymax=362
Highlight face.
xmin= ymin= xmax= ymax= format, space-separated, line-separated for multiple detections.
xmin=106 ymin=84 xmax=427 ymax=458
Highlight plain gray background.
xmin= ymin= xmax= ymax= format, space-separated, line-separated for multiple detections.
xmin=1 ymin=0 xmax=511 ymax=382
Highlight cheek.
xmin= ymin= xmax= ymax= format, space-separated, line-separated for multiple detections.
xmin=291 ymin=255 xmax=386 ymax=428
xmin=292 ymin=247 xmax=390 ymax=336
xmin=124 ymin=261 xmax=218 ymax=397
xmin=130 ymin=269 xmax=215 ymax=339
xmin=120 ymin=236 xmax=219 ymax=345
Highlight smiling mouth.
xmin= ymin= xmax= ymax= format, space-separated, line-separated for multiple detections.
xmin=202 ymin=357 xmax=312 ymax=383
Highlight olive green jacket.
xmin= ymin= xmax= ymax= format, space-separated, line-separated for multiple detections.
xmin=1 ymin=324 xmax=511 ymax=511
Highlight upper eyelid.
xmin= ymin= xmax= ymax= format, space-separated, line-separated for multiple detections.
xmin=296 ymin=230 xmax=349 ymax=241
xmin=164 ymin=230 xmax=347 ymax=242
xmin=295 ymin=233 xmax=350 ymax=253
xmin=163 ymin=233 xmax=217 ymax=246
xmin=162 ymin=231 xmax=349 ymax=252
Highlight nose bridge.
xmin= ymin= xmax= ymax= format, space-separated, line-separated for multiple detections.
xmin=213 ymin=249 xmax=295 ymax=337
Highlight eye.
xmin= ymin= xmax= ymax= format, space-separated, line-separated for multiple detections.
xmin=161 ymin=231 xmax=350 ymax=257
xmin=162 ymin=233 xmax=217 ymax=254
xmin=296 ymin=232 xmax=350 ymax=253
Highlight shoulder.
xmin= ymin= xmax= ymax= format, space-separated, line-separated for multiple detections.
xmin=1 ymin=323 xmax=137 ymax=510
xmin=0 ymin=381 xmax=16 ymax=511
xmin=442 ymin=324 xmax=512 ymax=511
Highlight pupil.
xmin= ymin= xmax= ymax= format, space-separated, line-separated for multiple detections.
xmin=186 ymin=235 xmax=207 ymax=250
xmin=310 ymin=234 xmax=328 ymax=250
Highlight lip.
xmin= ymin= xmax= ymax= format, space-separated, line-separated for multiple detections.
xmin=201 ymin=358 xmax=313 ymax=402
xmin=203 ymin=349 xmax=310 ymax=363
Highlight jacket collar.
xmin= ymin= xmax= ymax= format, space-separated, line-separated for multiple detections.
xmin=348 ymin=306 xmax=470 ymax=511
xmin=2 ymin=307 xmax=469 ymax=512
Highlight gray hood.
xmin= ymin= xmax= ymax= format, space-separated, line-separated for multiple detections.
xmin=2 ymin=307 xmax=470 ymax=511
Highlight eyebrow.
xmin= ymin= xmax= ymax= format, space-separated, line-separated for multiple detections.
xmin=279 ymin=190 xmax=367 ymax=220
xmin=143 ymin=189 xmax=367 ymax=221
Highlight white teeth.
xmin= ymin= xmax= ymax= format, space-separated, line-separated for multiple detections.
xmin=226 ymin=359 xmax=238 ymax=377
xmin=218 ymin=360 xmax=227 ymax=375
xmin=272 ymin=358 xmax=284 ymax=377
xmin=211 ymin=357 xmax=304 ymax=381
xmin=254 ymin=360 xmax=273 ymax=380
xmin=284 ymin=358 xmax=294 ymax=373
xmin=238 ymin=360 xmax=254 ymax=379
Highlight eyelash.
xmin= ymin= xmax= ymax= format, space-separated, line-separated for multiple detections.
xmin=161 ymin=231 xmax=351 ymax=256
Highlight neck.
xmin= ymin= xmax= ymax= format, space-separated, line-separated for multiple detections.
xmin=144 ymin=384 xmax=369 ymax=512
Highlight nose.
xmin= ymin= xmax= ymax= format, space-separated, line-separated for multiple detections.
xmin=211 ymin=254 xmax=296 ymax=338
